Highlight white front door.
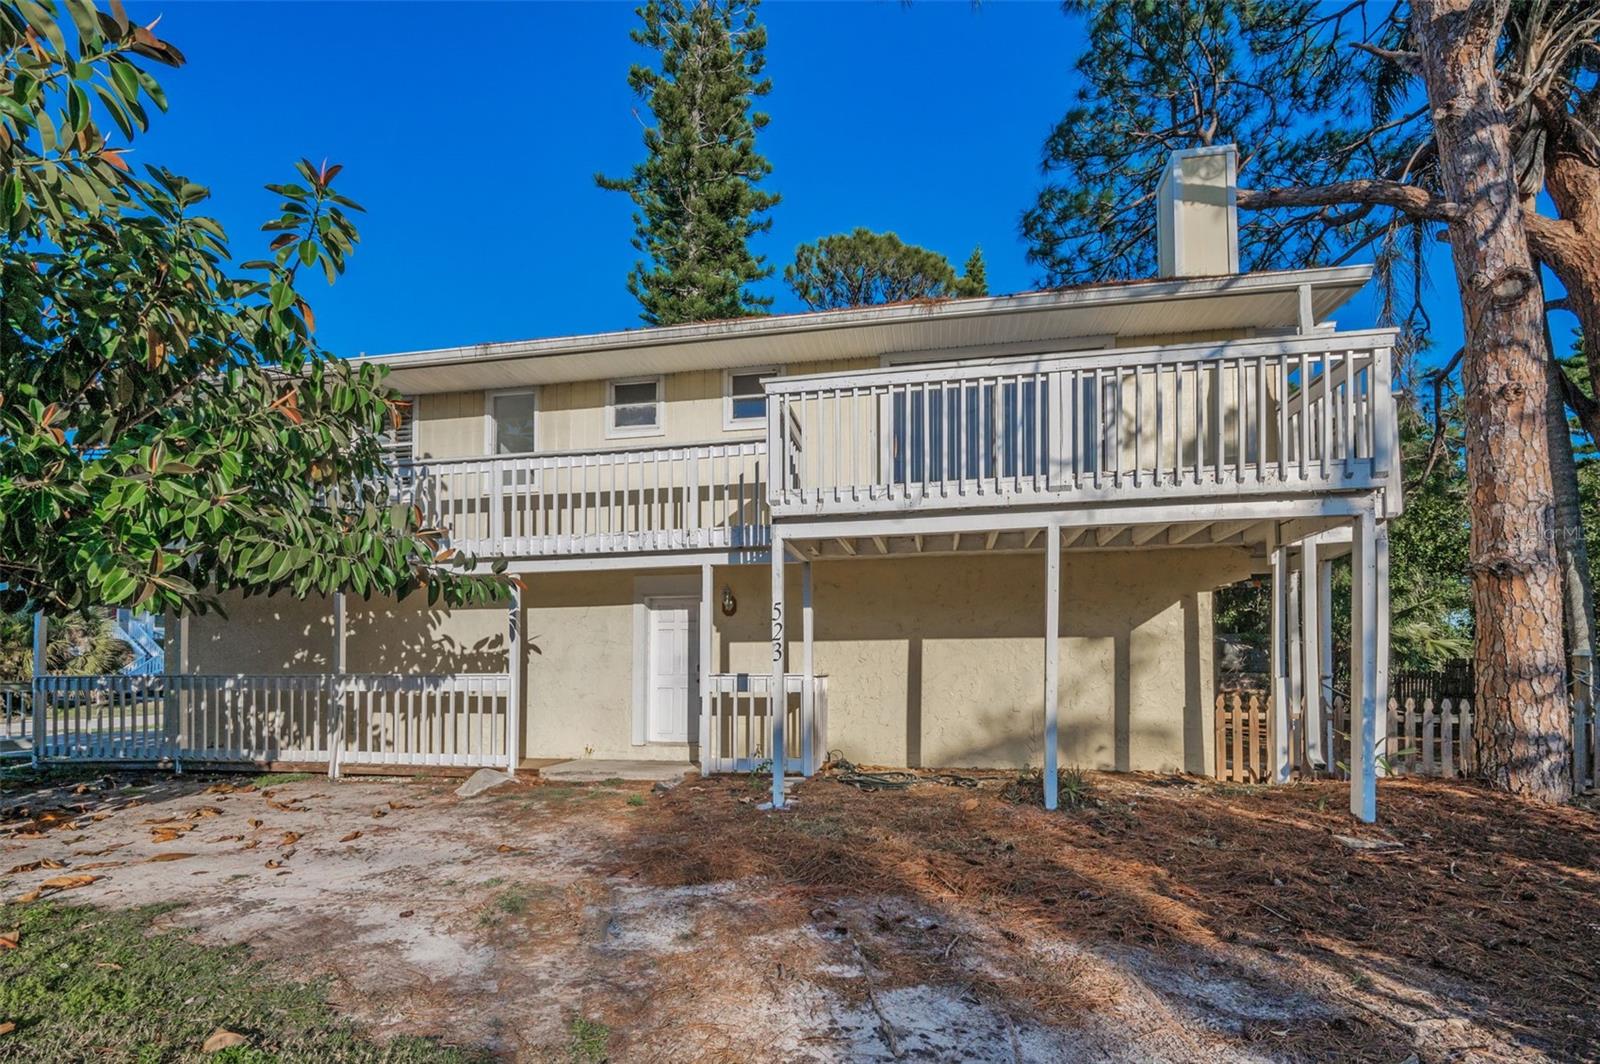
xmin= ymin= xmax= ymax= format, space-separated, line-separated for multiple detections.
xmin=646 ymin=598 xmax=698 ymax=743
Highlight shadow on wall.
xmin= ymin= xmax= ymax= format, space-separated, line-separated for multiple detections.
xmin=714 ymin=550 xmax=1255 ymax=774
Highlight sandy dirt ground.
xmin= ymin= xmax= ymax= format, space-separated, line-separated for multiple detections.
xmin=2 ymin=767 xmax=1596 ymax=1063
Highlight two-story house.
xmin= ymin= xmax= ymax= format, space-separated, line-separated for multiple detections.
xmin=35 ymin=147 xmax=1398 ymax=821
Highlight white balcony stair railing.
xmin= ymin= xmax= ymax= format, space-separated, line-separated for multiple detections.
xmin=702 ymin=672 xmax=827 ymax=776
xmin=763 ymin=330 xmax=1399 ymax=517
xmin=401 ymin=440 xmax=768 ymax=557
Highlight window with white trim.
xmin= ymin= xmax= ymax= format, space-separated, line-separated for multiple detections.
xmin=608 ymin=377 xmax=664 ymax=438
xmin=488 ymin=389 xmax=538 ymax=455
xmin=723 ymin=365 xmax=776 ymax=428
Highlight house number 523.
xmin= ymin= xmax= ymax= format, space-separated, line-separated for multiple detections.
xmin=771 ymin=603 xmax=784 ymax=663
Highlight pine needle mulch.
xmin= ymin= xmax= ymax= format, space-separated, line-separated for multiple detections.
xmin=607 ymin=771 xmax=1600 ymax=1061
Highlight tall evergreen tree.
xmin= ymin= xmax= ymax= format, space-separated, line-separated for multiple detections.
xmin=784 ymin=229 xmax=985 ymax=310
xmin=597 ymin=0 xmax=779 ymax=325
xmin=960 ymin=246 xmax=988 ymax=298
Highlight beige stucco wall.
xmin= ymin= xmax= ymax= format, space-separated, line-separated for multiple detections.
xmin=181 ymin=547 xmax=1253 ymax=774
xmin=712 ymin=549 xmax=1253 ymax=773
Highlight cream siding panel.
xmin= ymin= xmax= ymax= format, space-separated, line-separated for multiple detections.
xmin=415 ymin=391 xmax=486 ymax=458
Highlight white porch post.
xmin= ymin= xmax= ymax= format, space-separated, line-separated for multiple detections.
xmin=770 ymin=533 xmax=787 ymax=809
xmin=801 ymin=560 xmax=815 ymax=775
xmin=175 ymin=612 xmax=191 ymax=774
xmin=1043 ymin=522 xmax=1061 ymax=810
xmin=1270 ymin=532 xmax=1292 ymax=783
xmin=1318 ymin=556 xmax=1336 ymax=765
xmin=1374 ymin=520 xmax=1392 ymax=776
xmin=1286 ymin=563 xmax=1304 ymax=777
xmin=505 ymin=582 xmax=524 ymax=776
xmin=1350 ymin=507 xmax=1379 ymax=822
xmin=1301 ymin=538 xmax=1324 ymax=768
xmin=699 ymin=562 xmax=713 ymax=771
xmin=30 ymin=612 xmax=46 ymax=768
xmin=329 ymin=593 xmax=346 ymax=780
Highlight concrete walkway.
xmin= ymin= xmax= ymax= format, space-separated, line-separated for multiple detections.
xmin=539 ymin=759 xmax=690 ymax=784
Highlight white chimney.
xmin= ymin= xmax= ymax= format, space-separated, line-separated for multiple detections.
xmin=1156 ymin=144 xmax=1240 ymax=277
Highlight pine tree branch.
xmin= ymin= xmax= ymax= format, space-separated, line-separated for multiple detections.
xmin=1237 ymin=181 xmax=1466 ymax=222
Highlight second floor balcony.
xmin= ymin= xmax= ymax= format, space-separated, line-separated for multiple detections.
xmin=402 ymin=440 xmax=770 ymax=558
xmin=399 ymin=330 xmax=1400 ymax=561
xmin=765 ymin=330 xmax=1400 ymax=520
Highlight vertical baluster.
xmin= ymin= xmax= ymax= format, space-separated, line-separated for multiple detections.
xmin=1252 ymin=355 xmax=1265 ymax=483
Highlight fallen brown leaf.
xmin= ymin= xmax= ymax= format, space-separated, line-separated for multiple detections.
xmin=371 ymin=808 xmax=387 ymax=819
xmin=145 ymin=853 xmax=196 ymax=863
xmin=280 ymin=832 xmax=300 ymax=848
xmin=210 ymin=835 xmax=245 ymax=843
xmin=387 ymin=801 xmax=415 ymax=811
xmin=0 ymin=1021 xmax=14 ymax=1037
xmin=187 ymin=806 xmax=225 ymax=819
xmin=496 ymin=844 xmax=513 ymax=853
xmin=6 ymin=859 xmax=66 ymax=875
xmin=247 ymin=819 xmax=263 ymax=830
xmin=339 ymin=831 xmax=362 ymax=843
xmin=240 ymin=840 xmax=259 ymax=851
xmin=72 ymin=844 xmax=126 ymax=857
xmin=264 ymin=859 xmax=282 ymax=869
xmin=0 ymin=930 xmax=18 ymax=950
xmin=15 ymin=874 xmax=101 ymax=902
xmin=398 ymin=909 xmax=414 ymax=918
xmin=143 ymin=816 xmax=177 ymax=825
xmin=75 ymin=861 xmax=125 ymax=871
xmin=201 ymin=1028 xmax=248 ymax=1053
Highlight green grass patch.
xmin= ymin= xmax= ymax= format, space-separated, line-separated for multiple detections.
xmin=252 ymin=771 xmax=314 ymax=788
xmin=566 ymin=1016 xmax=611 ymax=1063
xmin=0 ymin=902 xmax=485 ymax=1063
xmin=625 ymin=794 xmax=646 ymax=808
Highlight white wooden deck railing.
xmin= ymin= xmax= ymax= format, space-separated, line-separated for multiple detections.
xmin=31 ymin=673 xmax=511 ymax=773
xmin=764 ymin=331 xmax=1398 ymax=517
xmin=401 ymin=441 xmax=768 ymax=557
xmin=702 ymin=673 xmax=827 ymax=776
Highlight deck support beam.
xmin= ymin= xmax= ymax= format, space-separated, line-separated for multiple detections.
xmin=505 ymin=582 xmax=524 ymax=777
xmin=699 ymin=562 xmax=714 ymax=770
xmin=1043 ymin=521 xmax=1061 ymax=810
xmin=770 ymin=532 xmax=787 ymax=809
xmin=1300 ymin=539 xmax=1324 ymax=767
xmin=1269 ymin=529 xmax=1292 ymax=783
xmin=1350 ymin=507 xmax=1379 ymax=822
xmin=801 ymin=561 xmax=815 ymax=774
xmin=1286 ymin=562 xmax=1303 ymax=779
xmin=1375 ymin=520 xmax=1391 ymax=777
xmin=1318 ymin=555 xmax=1336 ymax=767
xmin=30 ymin=613 xmax=46 ymax=768
xmin=331 ymin=592 xmax=349 ymax=780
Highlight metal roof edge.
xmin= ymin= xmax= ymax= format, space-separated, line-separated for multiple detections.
xmin=355 ymin=264 xmax=1374 ymax=372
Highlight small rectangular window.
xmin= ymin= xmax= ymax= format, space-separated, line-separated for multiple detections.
xmin=490 ymin=390 xmax=538 ymax=455
xmin=724 ymin=366 xmax=775 ymax=428
xmin=609 ymin=377 xmax=663 ymax=437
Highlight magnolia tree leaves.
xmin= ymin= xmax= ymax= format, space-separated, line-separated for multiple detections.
xmin=0 ymin=0 xmax=507 ymax=616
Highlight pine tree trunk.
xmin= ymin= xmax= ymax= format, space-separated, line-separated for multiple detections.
xmin=1413 ymin=0 xmax=1571 ymax=801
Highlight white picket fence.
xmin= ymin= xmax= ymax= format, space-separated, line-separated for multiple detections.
xmin=1217 ymin=691 xmax=1480 ymax=782
xmin=1217 ymin=688 xmax=1600 ymax=790
xmin=30 ymin=673 xmax=512 ymax=775
xmin=701 ymin=673 xmax=827 ymax=777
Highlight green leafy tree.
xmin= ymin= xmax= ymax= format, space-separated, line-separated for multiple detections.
xmin=0 ymin=1 xmax=503 ymax=619
xmin=784 ymin=229 xmax=986 ymax=310
xmin=596 ymin=0 xmax=779 ymax=325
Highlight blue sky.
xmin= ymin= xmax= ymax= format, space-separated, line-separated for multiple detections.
xmin=132 ymin=1 xmax=1472 ymax=366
